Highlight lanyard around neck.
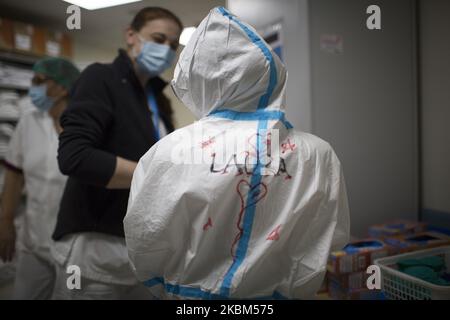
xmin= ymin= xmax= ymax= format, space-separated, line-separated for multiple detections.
xmin=146 ymin=87 xmax=160 ymax=141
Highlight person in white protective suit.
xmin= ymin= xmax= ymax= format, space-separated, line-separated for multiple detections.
xmin=124 ymin=7 xmax=350 ymax=299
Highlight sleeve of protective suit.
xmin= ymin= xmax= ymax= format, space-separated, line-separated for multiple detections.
xmin=3 ymin=116 xmax=25 ymax=172
xmin=291 ymin=148 xmax=350 ymax=299
xmin=328 ymin=152 xmax=351 ymax=252
xmin=57 ymin=64 xmax=117 ymax=187
xmin=124 ymin=143 xmax=180 ymax=282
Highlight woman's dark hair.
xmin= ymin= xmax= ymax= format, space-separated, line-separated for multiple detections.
xmin=131 ymin=7 xmax=183 ymax=32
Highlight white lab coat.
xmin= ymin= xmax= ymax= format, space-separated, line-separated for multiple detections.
xmin=6 ymin=110 xmax=66 ymax=261
xmin=5 ymin=109 xmax=67 ymax=299
xmin=124 ymin=6 xmax=350 ymax=299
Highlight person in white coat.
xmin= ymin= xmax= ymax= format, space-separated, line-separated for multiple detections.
xmin=124 ymin=6 xmax=350 ymax=299
xmin=0 ymin=58 xmax=80 ymax=299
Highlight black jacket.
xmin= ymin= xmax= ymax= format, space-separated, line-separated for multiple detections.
xmin=53 ymin=49 xmax=175 ymax=240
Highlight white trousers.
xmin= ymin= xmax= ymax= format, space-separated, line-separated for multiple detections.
xmin=52 ymin=265 xmax=154 ymax=300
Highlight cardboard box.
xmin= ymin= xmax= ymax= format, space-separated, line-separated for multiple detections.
xmin=13 ymin=21 xmax=39 ymax=54
xmin=0 ymin=18 xmax=14 ymax=50
xmin=327 ymin=271 xmax=369 ymax=290
xmin=43 ymin=30 xmax=72 ymax=57
xmin=368 ymin=220 xmax=427 ymax=239
xmin=328 ymin=279 xmax=385 ymax=300
xmin=385 ymin=231 xmax=450 ymax=254
xmin=4 ymin=20 xmax=72 ymax=58
xmin=327 ymin=239 xmax=390 ymax=274
xmin=60 ymin=33 xmax=73 ymax=58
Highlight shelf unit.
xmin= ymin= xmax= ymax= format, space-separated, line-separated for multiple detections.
xmin=0 ymin=49 xmax=43 ymax=66
xmin=0 ymin=48 xmax=41 ymax=92
xmin=0 ymin=48 xmax=37 ymax=170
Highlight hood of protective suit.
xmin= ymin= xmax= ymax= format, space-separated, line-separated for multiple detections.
xmin=172 ymin=7 xmax=287 ymax=118
xmin=125 ymin=7 xmax=350 ymax=300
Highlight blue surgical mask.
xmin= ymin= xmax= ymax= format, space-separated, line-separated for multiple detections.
xmin=135 ymin=37 xmax=176 ymax=77
xmin=29 ymin=84 xmax=55 ymax=112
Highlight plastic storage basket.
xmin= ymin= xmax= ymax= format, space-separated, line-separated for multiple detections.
xmin=375 ymin=246 xmax=450 ymax=300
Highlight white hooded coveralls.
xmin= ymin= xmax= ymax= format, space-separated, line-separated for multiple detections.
xmin=124 ymin=7 xmax=350 ymax=299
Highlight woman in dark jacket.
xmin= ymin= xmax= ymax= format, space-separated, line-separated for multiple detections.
xmin=51 ymin=7 xmax=182 ymax=300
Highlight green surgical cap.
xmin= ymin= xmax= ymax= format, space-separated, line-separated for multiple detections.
xmin=33 ymin=57 xmax=81 ymax=90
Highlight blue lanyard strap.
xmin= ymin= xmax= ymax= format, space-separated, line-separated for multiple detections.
xmin=208 ymin=108 xmax=293 ymax=129
xmin=147 ymin=87 xmax=160 ymax=141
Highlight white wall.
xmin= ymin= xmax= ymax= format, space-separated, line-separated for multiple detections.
xmin=227 ymin=0 xmax=312 ymax=132
xmin=310 ymin=0 xmax=419 ymax=236
xmin=419 ymin=0 xmax=450 ymax=226
xmin=71 ymin=39 xmax=116 ymax=69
